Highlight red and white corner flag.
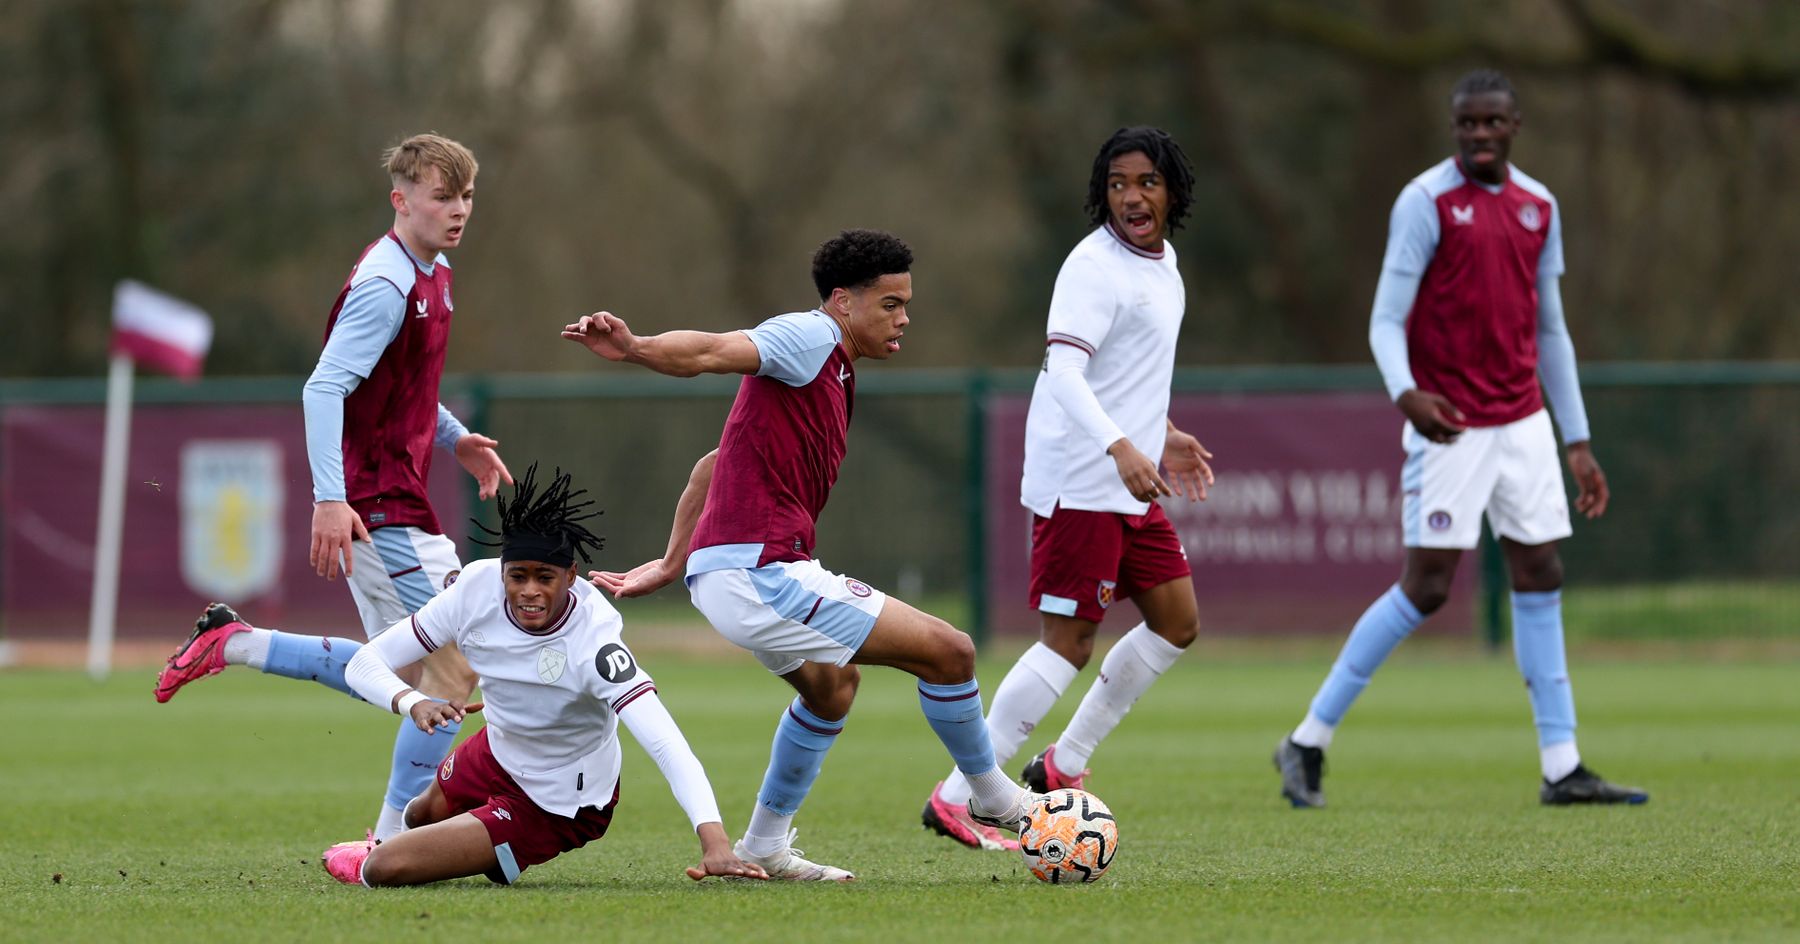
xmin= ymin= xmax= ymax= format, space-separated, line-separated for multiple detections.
xmin=89 ymin=279 xmax=214 ymax=679
xmin=110 ymin=280 xmax=213 ymax=379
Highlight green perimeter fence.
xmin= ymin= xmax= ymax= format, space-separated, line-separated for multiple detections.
xmin=2 ymin=362 xmax=1795 ymax=646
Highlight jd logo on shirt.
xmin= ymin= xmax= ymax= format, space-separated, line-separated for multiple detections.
xmin=595 ymin=643 xmax=637 ymax=683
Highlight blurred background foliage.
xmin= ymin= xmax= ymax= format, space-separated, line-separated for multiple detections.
xmin=2 ymin=0 xmax=1795 ymax=378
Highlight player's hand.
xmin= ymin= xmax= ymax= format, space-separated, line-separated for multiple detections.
xmin=1397 ymin=389 xmax=1467 ymax=443
xmin=590 ymin=559 xmax=680 ymax=599
xmin=1109 ymin=438 xmax=1169 ymax=502
xmin=310 ymin=500 xmax=370 ymax=580
xmin=455 ymin=432 xmax=514 ymax=500
xmin=408 ymin=697 xmax=482 ymax=734
xmin=686 ymin=824 xmax=768 ymax=881
xmin=561 ymin=312 xmax=637 ymax=362
xmin=1162 ymin=427 xmax=1215 ymax=501
xmin=1566 ymin=441 xmax=1609 ymax=519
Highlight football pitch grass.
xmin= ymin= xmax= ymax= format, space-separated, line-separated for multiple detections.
xmin=4 ymin=642 xmax=1796 ymax=943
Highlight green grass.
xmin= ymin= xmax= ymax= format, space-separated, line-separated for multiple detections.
xmin=4 ymin=644 xmax=1797 ymax=942
xmin=1564 ymin=580 xmax=1800 ymax=640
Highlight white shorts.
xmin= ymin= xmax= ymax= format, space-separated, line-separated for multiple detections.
xmin=346 ymin=526 xmax=463 ymax=639
xmin=1402 ymin=409 xmax=1572 ymax=550
xmin=686 ymin=559 xmax=887 ymax=676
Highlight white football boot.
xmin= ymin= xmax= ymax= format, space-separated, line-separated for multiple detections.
xmin=967 ymin=785 xmax=1044 ymax=835
xmin=732 ymin=829 xmax=855 ymax=882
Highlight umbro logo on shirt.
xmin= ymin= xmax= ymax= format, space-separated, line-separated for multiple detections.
xmin=414 ymin=298 xmax=429 ymax=318
xmin=838 ymin=365 xmax=850 ymax=385
xmin=1450 ymin=205 xmax=1475 ymax=226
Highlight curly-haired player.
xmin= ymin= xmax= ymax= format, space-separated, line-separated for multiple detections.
xmin=918 ymin=126 xmax=1217 ymax=848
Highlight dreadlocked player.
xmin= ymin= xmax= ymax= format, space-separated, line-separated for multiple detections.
xmin=181 ymin=465 xmax=766 ymax=887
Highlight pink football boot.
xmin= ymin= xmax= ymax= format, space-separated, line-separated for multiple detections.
xmin=154 ymin=603 xmax=251 ymax=703
xmin=1020 ymin=744 xmax=1089 ymax=793
xmin=921 ymin=781 xmax=1020 ymax=851
xmin=320 ymin=839 xmax=375 ymax=886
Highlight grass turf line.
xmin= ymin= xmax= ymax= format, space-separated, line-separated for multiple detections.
xmin=2 ymin=650 xmax=1796 ymax=943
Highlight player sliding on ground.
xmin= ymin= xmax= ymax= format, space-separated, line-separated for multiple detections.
xmin=562 ymin=229 xmax=1043 ymax=881
xmin=183 ymin=465 xmax=766 ymax=887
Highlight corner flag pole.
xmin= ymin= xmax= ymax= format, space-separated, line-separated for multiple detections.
xmin=86 ymin=351 xmax=136 ymax=680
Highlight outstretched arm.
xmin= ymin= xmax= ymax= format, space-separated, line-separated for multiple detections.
xmin=344 ymin=621 xmax=478 ymax=733
xmin=562 ymin=312 xmax=761 ymax=377
xmin=619 ymin=692 xmax=767 ymax=881
xmin=591 ymin=450 xmax=717 ymax=598
xmin=435 ymin=404 xmax=514 ymax=501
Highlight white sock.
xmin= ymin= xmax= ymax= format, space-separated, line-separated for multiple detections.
xmin=1542 ymin=740 xmax=1581 ymax=782
xmin=1055 ymin=624 xmax=1183 ymax=772
xmin=1291 ymin=711 xmax=1336 ymax=750
xmin=938 ymin=642 xmax=1078 ymax=806
xmin=742 ymin=803 xmax=793 ymax=858
xmin=222 ymin=628 xmax=273 ymax=670
xmin=373 ymin=802 xmax=408 ymax=842
xmin=966 ymin=766 xmax=1025 ymax=818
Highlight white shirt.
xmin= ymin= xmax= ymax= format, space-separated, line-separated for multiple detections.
xmin=1021 ymin=225 xmax=1185 ymax=517
xmin=345 ymin=558 xmax=722 ymax=825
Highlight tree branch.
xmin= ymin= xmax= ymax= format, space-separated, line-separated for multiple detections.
xmin=1245 ymin=0 xmax=1796 ymax=98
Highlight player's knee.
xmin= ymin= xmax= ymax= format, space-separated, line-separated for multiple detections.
xmin=1402 ymin=578 xmax=1452 ymax=616
xmin=923 ymin=627 xmax=977 ymax=685
xmin=418 ymin=660 xmax=478 ymax=701
xmin=1042 ymin=627 xmax=1097 ymax=669
xmin=1154 ymin=617 xmax=1200 ymax=649
xmin=822 ymin=667 xmax=861 ymax=718
xmin=359 ymin=846 xmax=407 ymax=887
xmin=1511 ymin=555 xmax=1563 ymax=593
xmin=403 ymin=786 xmax=446 ymax=829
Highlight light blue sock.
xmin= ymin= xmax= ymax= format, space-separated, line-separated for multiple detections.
xmin=1511 ymin=589 xmax=1577 ymax=747
xmin=1309 ymin=585 xmax=1426 ymax=725
xmin=385 ymin=714 xmax=460 ymax=810
xmin=262 ymin=631 xmax=362 ymax=699
xmin=755 ymin=698 xmax=843 ymax=815
xmin=918 ymin=678 xmax=997 ymax=776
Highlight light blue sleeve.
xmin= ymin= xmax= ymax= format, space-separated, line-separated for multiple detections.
xmin=303 ymin=364 xmax=360 ymax=503
xmin=318 ymin=279 xmax=407 ymax=378
xmin=1380 ymin=184 xmax=1440 ymax=278
xmin=304 ymin=280 xmax=405 ymax=504
xmin=1368 ymin=269 xmax=1423 ymax=401
xmin=744 ymin=312 xmax=839 ymax=387
xmin=435 ymin=404 xmax=469 ymax=452
xmin=1535 ymin=274 xmax=1590 ymax=444
xmin=1539 ymin=196 xmax=1565 ymax=279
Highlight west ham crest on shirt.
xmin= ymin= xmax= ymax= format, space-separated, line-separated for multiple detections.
xmin=1097 ymin=580 xmax=1117 ymax=609
xmin=443 ymin=286 xmax=454 ymax=312
xmin=538 ymin=646 xmax=568 ymax=684
xmin=1517 ymin=203 xmax=1541 ymax=232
